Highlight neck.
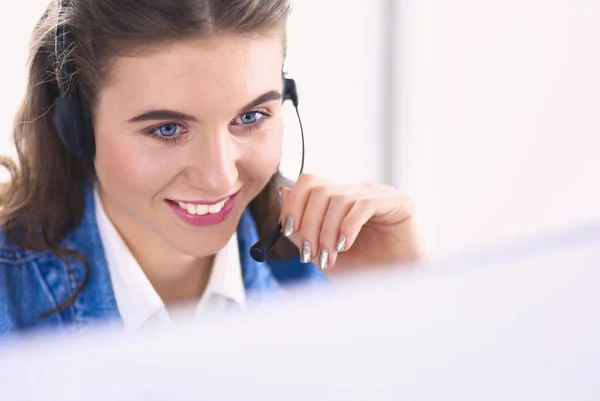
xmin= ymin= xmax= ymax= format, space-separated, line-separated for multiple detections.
xmin=124 ymin=234 xmax=215 ymax=305
xmin=98 ymin=190 xmax=214 ymax=306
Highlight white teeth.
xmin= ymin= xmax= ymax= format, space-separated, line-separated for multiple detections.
xmin=176 ymin=198 xmax=229 ymax=215
xmin=195 ymin=204 xmax=209 ymax=215
xmin=208 ymin=200 xmax=226 ymax=214
xmin=185 ymin=203 xmax=195 ymax=214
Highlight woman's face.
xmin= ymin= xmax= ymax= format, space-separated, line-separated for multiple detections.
xmin=93 ymin=33 xmax=285 ymax=257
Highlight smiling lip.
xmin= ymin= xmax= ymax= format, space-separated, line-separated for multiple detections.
xmin=167 ymin=191 xmax=239 ymax=227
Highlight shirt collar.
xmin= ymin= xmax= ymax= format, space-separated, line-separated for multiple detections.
xmin=199 ymin=231 xmax=246 ymax=308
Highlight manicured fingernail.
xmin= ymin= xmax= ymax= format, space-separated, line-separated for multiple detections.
xmin=336 ymin=235 xmax=346 ymax=252
xmin=301 ymin=241 xmax=312 ymax=263
xmin=282 ymin=215 xmax=294 ymax=237
xmin=318 ymin=249 xmax=329 ymax=270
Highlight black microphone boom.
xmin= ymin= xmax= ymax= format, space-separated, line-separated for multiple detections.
xmin=250 ymin=222 xmax=284 ymax=263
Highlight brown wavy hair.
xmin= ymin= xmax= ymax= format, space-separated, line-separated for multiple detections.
xmin=0 ymin=0 xmax=297 ymax=318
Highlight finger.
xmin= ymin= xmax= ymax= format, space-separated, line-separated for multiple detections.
xmin=295 ymin=184 xmax=332 ymax=264
xmin=278 ymin=173 xmax=327 ymax=238
xmin=316 ymin=191 xmax=359 ymax=269
xmin=340 ymin=192 xmax=412 ymax=250
xmin=282 ymin=183 xmax=346 ymax=266
xmin=298 ymin=184 xmax=358 ymax=268
xmin=318 ymin=186 xmax=394 ymax=269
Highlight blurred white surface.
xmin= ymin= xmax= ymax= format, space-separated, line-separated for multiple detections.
xmin=1 ymin=222 xmax=599 ymax=400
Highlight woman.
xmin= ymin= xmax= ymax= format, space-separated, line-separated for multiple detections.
xmin=0 ymin=0 xmax=425 ymax=336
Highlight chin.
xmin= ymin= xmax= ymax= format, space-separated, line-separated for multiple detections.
xmin=166 ymin=233 xmax=231 ymax=257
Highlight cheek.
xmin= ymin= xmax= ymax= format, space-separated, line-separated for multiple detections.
xmin=240 ymin=122 xmax=283 ymax=183
xmin=93 ymin=128 xmax=176 ymax=196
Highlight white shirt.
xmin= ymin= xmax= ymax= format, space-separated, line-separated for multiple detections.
xmin=94 ymin=188 xmax=246 ymax=332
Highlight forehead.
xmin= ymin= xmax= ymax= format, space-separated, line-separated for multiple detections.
xmin=97 ymin=34 xmax=285 ymax=117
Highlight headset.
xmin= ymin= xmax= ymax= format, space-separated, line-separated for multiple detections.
xmin=53 ymin=1 xmax=305 ymax=263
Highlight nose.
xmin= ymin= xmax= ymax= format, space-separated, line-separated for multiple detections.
xmin=184 ymin=129 xmax=239 ymax=195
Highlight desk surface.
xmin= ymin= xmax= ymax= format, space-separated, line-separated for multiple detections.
xmin=1 ymin=223 xmax=600 ymax=401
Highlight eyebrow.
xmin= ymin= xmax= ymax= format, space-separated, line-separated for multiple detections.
xmin=127 ymin=90 xmax=283 ymax=124
xmin=238 ymin=90 xmax=282 ymax=113
xmin=127 ymin=110 xmax=197 ymax=124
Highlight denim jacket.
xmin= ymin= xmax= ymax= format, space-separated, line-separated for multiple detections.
xmin=0 ymin=183 xmax=326 ymax=337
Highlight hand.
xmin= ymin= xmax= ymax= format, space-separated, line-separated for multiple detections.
xmin=279 ymin=174 xmax=426 ymax=274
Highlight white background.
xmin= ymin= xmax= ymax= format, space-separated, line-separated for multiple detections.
xmin=1 ymin=0 xmax=599 ymax=259
xmin=393 ymin=0 xmax=600 ymax=257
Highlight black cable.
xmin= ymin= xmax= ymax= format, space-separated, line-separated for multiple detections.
xmin=250 ymin=102 xmax=305 ymax=262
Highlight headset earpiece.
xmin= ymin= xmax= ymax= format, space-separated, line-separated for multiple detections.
xmin=282 ymin=73 xmax=298 ymax=107
xmin=52 ymin=73 xmax=95 ymax=159
xmin=53 ymin=4 xmax=95 ymax=161
xmin=282 ymin=79 xmax=298 ymax=107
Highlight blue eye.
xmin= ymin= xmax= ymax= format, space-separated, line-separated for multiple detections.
xmin=155 ymin=123 xmax=180 ymax=137
xmin=235 ymin=112 xmax=263 ymax=125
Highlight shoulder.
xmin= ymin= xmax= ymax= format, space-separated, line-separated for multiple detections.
xmin=0 ymin=229 xmax=70 ymax=336
xmin=0 ymin=228 xmax=50 ymax=266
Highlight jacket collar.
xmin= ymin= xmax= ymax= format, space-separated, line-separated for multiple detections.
xmin=60 ymin=181 xmax=281 ymax=328
xmin=236 ymin=208 xmax=283 ymax=298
